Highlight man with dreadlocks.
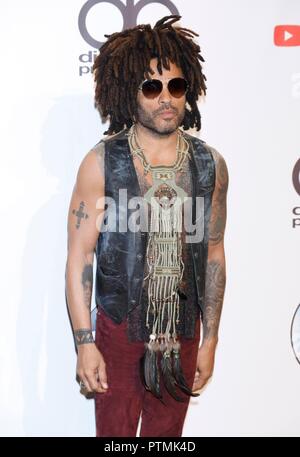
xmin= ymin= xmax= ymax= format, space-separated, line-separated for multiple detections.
xmin=66 ymin=15 xmax=228 ymax=437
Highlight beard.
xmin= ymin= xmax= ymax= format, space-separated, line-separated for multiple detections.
xmin=135 ymin=102 xmax=185 ymax=137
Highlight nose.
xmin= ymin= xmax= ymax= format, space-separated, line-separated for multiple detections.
xmin=158 ymin=82 xmax=172 ymax=104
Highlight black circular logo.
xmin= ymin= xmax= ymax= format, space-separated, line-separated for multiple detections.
xmin=78 ymin=0 xmax=180 ymax=49
xmin=292 ymin=158 xmax=300 ymax=196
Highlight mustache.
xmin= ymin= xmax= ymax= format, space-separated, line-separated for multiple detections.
xmin=156 ymin=106 xmax=177 ymax=115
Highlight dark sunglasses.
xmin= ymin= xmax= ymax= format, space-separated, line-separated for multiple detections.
xmin=138 ymin=77 xmax=189 ymax=99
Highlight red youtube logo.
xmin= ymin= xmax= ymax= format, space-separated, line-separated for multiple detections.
xmin=274 ymin=25 xmax=300 ymax=46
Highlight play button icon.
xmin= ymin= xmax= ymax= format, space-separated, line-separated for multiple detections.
xmin=274 ymin=25 xmax=300 ymax=46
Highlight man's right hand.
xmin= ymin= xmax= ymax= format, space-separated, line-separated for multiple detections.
xmin=76 ymin=344 xmax=108 ymax=393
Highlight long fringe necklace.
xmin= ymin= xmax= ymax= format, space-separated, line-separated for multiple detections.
xmin=128 ymin=124 xmax=199 ymax=402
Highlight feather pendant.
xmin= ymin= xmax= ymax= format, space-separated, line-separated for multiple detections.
xmin=139 ymin=347 xmax=149 ymax=390
xmin=172 ymin=347 xmax=200 ymax=397
xmin=160 ymin=349 xmax=185 ymax=402
xmin=140 ymin=346 xmax=163 ymax=401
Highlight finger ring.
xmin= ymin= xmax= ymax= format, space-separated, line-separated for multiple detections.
xmin=80 ymin=380 xmax=86 ymax=389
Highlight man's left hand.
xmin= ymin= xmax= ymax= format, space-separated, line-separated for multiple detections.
xmin=192 ymin=343 xmax=217 ymax=394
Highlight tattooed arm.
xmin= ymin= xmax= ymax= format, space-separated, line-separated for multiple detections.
xmin=202 ymin=146 xmax=228 ymax=346
xmin=192 ymin=145 xmax=229 ymax=393
xmin=65 ymin=142 xmax=108 ymax=393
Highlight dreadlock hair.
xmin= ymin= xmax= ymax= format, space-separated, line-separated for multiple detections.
xmin=92 ymin=15 xmax=207 ymax=135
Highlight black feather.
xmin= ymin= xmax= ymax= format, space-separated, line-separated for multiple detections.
xmin=160 ymin=350 xmax=185 ymax=402
xmin=140 ymin=347 xmax=163 ymax=401
xmin=139 ymin=349 xmax=148 ymax=390
xmin=172 ymin=348 xmax=200 ymax=397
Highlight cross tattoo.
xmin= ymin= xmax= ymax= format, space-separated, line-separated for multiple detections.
xmin=72 ymin=201 xmax=89 ymax=229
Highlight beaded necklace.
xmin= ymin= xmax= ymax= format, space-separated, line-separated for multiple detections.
xmin=127 ymin=124 xmax=198 ymax=401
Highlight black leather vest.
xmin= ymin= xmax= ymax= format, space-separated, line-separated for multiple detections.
xmin=94 ymin=128 xmax=215 ymax=324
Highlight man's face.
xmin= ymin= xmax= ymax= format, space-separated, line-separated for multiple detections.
xmin=135 ymin=58 xmax=186 ymax=136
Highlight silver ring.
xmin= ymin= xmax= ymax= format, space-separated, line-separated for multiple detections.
xmin=79 ymin=380 xmax=86 ymax=389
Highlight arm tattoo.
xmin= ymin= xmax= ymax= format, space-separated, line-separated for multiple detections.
xmin=202 ymin=260 xmax=226 ymax=341
xmin=82 ymin=263 xmax=93 ymax=309
xmin=94 ymin=141 xmax=105 ymax=174
xmin=201 ymin=145 xmax=228 ymax=341
xmin=72 ymin=201 xmax=89 ymax=229
xmin=208 ymin=148 xmax=229 ymax=246
xmin=74 ymin=328 xmax=94 ymax=346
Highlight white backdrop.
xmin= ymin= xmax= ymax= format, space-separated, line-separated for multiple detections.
xmin=0 ymin=0 xmax=299 ymax=437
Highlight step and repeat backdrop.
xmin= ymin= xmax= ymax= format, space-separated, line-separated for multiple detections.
xmin=0 ymin=0 xmax=299 ymax=436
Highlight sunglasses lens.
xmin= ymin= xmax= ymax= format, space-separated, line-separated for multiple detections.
xmin=142 ymin=80 xmax=162 ymax=99
xmin=168 ymin=78 xmax=188 ymax=98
